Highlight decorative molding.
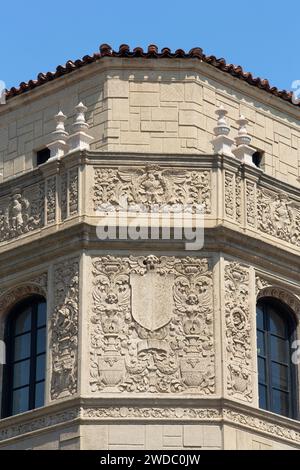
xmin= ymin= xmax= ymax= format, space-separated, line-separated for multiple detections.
xmin=0 ymin=273 xmax=48 ymax=317
xmin=50 ymin=258 xmax=79 ymax=400
xmin=224 ymin=408 xmax=300 ymax=444
xmin=257 ymin=285 xmax=300 ymax=317
xmin=0 ymin=184 xmax=44 ymax=242
xmin=224 ymin=261 xmax=253 ymax=402
xmin=93 ymin=166 xmax=211 ymax=213
xmin=83 ymin=406 xmax=221 ymax=420
xmin=90 ymin=255 xmax=215 ymax=394
xmin=0 ymin=408 xmax=80 ymax=442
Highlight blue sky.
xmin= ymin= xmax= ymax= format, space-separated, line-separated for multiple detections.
xmin=1 ymin=0 xmax=298 ymax=92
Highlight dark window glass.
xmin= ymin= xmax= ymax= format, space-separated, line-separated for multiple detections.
xmin=36 ymin=148 xmax=50 ymax=166
xmin=2 ymin=297 xmax=47 ymax=417
xmin=256 ymin=298 xmax=297 ymax=419
xmin=252 ymin=151 xmax=264 ymax=168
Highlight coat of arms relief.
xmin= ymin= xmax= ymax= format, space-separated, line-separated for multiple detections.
xmin=90 ymin=255 xmax=215 ymax=394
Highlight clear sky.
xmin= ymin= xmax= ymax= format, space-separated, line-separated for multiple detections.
xmin=1 ymin=0 xmax=298 ymax=92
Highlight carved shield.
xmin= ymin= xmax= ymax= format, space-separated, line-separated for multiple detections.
xmin=130 ymin=271 xmax=174 ymax=331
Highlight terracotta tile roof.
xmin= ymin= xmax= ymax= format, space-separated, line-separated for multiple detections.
xmin=4 ymin=44 xmax=299 ymax=107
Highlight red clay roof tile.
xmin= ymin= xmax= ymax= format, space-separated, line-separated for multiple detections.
xmin=3 ymin=44 xmax=298 ymax=107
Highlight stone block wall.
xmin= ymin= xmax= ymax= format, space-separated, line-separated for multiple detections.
xmin=0 ymin=59 xmax=299 ymax=186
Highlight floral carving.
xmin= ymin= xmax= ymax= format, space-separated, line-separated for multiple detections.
xmin=246 ymin=181 xmax=256 ymax=227
xmin=60 ymin=172 xmax=68 ymax=220
xmin=0 ymin=184 xmax=44 ymax=242
xmin=93 ymin=165 xmax=211 ymax=212
xmin=90 ymin=255 xmax=214 ymax=394
xmin=257 ymin=189 xmax=300 ymax=245
xmin=51 ymin=258 xmax=79 ymax=400
xmin=69 ymin=168 xmax=79 ymax=216
xmin=255 ymin=274 xmax=271 ymax=296
xmin=224 ymin=261 xmax=252 ymax=402
xmin=83 ymin=406 xmax=221 ymax=420
xmin=225 ymin=172 xmax=235 ymax=219
xmin=235 ymin=175 xmax=242 ymax=223
xmin=46 ymin=177 xmax=56 ymax=224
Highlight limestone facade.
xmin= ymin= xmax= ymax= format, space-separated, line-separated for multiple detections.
xmin=0 ymin=51 xmax=299 ymax=449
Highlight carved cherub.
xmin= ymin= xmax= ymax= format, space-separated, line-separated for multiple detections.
xmin=9 ymin=192 xmax=30 ymax=231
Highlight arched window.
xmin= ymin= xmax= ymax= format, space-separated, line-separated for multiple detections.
xmin=2 ymin=296 xmax=47 ymax=417
xmin=257 ymin=297 xmax=297 ymax=419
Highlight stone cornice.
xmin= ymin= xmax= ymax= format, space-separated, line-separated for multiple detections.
xmin=0 ymin=396 xmax=299 ymax=447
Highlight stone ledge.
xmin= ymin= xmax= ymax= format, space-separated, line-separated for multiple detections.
xmin=0 ymin=397 xmax=299 ymax=448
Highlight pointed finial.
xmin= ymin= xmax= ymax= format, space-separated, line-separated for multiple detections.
xmin=214 ymin=105 xmax=230 ymax=136
xmin=235 ymin=115 xmax=251 ymax=146
xmin=211 ymin=105 xmax=234 ymax=157
xmin=53 ymin=111 xmax=68 ymax=137
xmin=67 ymin=101 xmax=93 ymax=152
xmin=73 ymin=102 xmax=89 ymax=130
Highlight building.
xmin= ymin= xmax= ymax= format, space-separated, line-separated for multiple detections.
xmin=0 ymin=43 xmax=299 ymax=450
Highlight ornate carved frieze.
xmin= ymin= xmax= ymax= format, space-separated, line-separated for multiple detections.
xmin=257 ymin=188 xmax=300 ymax=246
xmin=90 ymin=255 xmax=215 ymax=394
xmin=51 ymin=258 xmax=79 ymax=400
xmin=93 ymin=166 xmax=211 ymax=213
xmin=0 ymin=184 xmax=44 ymax=242
xmin=224 ymin=409 xmax=300 ymax=444
xmin=0 ymin=408 xmax=80 ymax=442
xmin=224 ymin=261 xmax=253 ymax=402
xmin=83 ymin=406 xmax=221 ymax=420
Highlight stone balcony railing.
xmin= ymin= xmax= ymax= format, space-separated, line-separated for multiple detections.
xmin=0 ymin=150 xmax=299 ymax=255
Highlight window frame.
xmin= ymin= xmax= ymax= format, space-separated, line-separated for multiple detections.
xmin=257 ymin=297 xmax=298 ymax=419
xmin=1 ymin=295 xmax=46 ymax=418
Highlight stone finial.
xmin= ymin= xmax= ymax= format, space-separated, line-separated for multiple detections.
xmin=232 ymin=115 xmax=256 ymax=166
xmin=47 ymin=111 xmax=69 ymax=161
xmin=67 ymin=102 xmax=94 ymax=152
xmin=214 ymin=105 xmax=230 ymax=136
xmin=211 ymin=106 xmax=234 ymax=157
xmin=235 ymin=115 xmax=251 ymax=146
xmin=73 ymin=102 xmax=89 ymax=131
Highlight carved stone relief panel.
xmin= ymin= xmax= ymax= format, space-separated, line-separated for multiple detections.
xmin=46 ymin=177 xmax=56 ymax=224
xmin=224 ymin=172 xmax=235 ymax=220
xmin=93 ymin=166 xmax=211 ymax=213
xmin=246 ymin=181 xmax=256 ymax=228
xmin=90 ymin=255 xmax=215 ymax=394
xmin=224 ymin=261 xmax=253 ymax=402
xmin=60 ymin=168 xmax=79 ymax=221
xmin=50 ymin=258 xmax=79 ymax=400
xmin=224 ymin=170 xmax=242 ymax=223
xmin=0 ymin=183 xmax=44 ymax=242
xmin=257 ymin=188 xmax=300 ymax=246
